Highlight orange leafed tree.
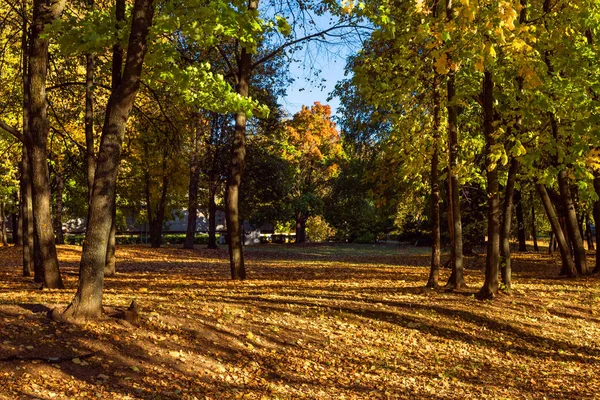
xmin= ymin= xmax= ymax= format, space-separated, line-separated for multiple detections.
xmin=284 ymin=102 xmax=343 ymax=243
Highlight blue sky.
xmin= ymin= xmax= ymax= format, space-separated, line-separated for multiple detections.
xmin=280 ymin=48 xmax=350 ymax=118
xmin=274 ymin=10 xmax=361 ymax=119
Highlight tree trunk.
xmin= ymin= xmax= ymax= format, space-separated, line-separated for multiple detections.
xmin=295 ymin=213 xmax=307 ymax=244
xmin=515 ymin=189 xmax=527 ymax=251
xmin=594 ymin=172 xmax=600 ymax=274
xmin=557 ymin=170 xmax=589 ymax=275
xmin=226 ymin=1 xmax=257 ymax=279
xmin=14 ymin=189 xmax=22 ymax=245
xmin=103 ymin=0 xmax=124 ymax=275
xmin=150 ymin=160 xmax=168 ymax=249
xmin=426 ymin=73 xmax=441 ymax=288
xmin=536 ymin=183 xmax=576 ymax=277
xmin=12 ymin=211 xmax=20 ymax=245
xmin=53 ymin=172 xmax=64 ymax=244
xmin=85 ymin=51 xmax=95 ymax=201
xmin=21 ymin=149 xmax=33 ymax=277
xmin=548 ymin=232 xmax=554 ymax=255
xmin=104 ymin=198 xmax=116 ymax=276
xmin=478 ymin=70 xmax=500 ymax=299
xmin=443 ymin=0 xmax=464 ymax=290
xmin=444 ymin=52 xmax=464 ymax=288
xmin=20 ymin=0 xmax=31 ymax=275
xmin=500 ymin=158 xmax=518 ymax=293
xmin=1 ymin=203 xmax=7 ymax=247
xmin=27 ymin=0 xmax=66 ymax=289
xmin=207 ymin=183 xmax=218 ymax=249
xmin=184 ymin=124 xmax=202 ymax=249
xmin=531 ymin=194 xmax=539 ymax=252
xmin=63 ymin=0 xmax=155 ymax=320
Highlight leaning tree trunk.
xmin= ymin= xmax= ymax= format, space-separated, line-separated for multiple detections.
xmin=103 ymin=0 xmax=125 ymax=275
xmin=478 ymin=70 xmax=500 ymax=299
xmin=557 ymin=170 xmax=589 ymax=275
xmin=207 ymin=183 xmax=218 ymax=249
xmin=225 ymin=6 xmax=256 ymax=279
xmin=27 ymin=0 xmax=66 ymax=289
xmin=104 ymin=199 xmax=116 ymax=276
xmin=62 ymin=0 xmax=155 ymax=320
xmin=500 ymin=158 xmax=518 ymax=293
xmin=426 ymin=72 xmax=441 ymax=288
xmin=536 ymin=183 xmax=577 ymax=277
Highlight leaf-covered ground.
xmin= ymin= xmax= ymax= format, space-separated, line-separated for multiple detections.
xmin=0 ymin=243 xmax=599 ymax=399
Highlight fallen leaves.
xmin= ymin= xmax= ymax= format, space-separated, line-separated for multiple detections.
xmin=0 ymin=244 xmax=599 ymax=399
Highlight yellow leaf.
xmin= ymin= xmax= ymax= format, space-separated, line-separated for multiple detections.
xmin=434 ymin=53 xmax=450 ymax=74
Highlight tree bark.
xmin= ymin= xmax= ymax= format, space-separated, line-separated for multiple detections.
xmin=226 ymin=0 xmax=257 ymax=280
xmin=184 ymin=124 xmax=202 ymax=249
xmin=53 ymin=171 xmax=64 ymax=244
xmin=85 ymin=51 xmax=95 ymax=200
xmin=207 ymin=183 xmax=218 ymax=249
xmin=295 ymin=213 xmax=307 ymax=244
xmin=444 ymin=63 xmax=464 ymax=287
xmin=104 ymin=200 xmax=116 ymax=276
xmin=150 ymin=155 xmax=168 ymax=249
xmin=1 ymin=203 xmax=8 ymax=247
xmin=478 ymin=70 xmax=500 ymax=299
xmin=536 ymin=183 xmax=576 ymax=277
xmin=21 ymin=149 xmax=33 ymax=277
xmin=27 ymin=0 xmax=66 ymax=289
xmin=103 ymin=0 xmax=125 ymax=274
xmin=33 ymin=226 xmax=43 ymax=282
xmin=14 ymin=174 xmax=22 ymax=245
xmin=557 ymin=171 xmax=589 ymax=275
xmin=515 ymin=190 xmax=527 ymax=251
xmin=426 ymin=73 xmax=441 ymax=288
xmin=594 ymin=172 xmax=600 ymax=274
xmin=443 ymin=0 xmax=465 ymax=290
xmin=531 ymin=193 xmax=539 ymax=252
xmin=63 ymin=0 xmax=155 ymax=320
xmin=20 ymin=0 xmax=32 ymax=275
xmin=500 ymin=158 xmax=518 ymax=293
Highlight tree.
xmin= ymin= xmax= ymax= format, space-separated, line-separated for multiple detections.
xmin=27 ymin=0 xmax=67 ymax=289
xmin=284 ymin=102 xmax=343 ymax=243
xmin=63 ymin=0 xmax=155 ymax=320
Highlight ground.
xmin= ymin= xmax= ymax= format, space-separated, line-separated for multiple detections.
xmin=0 ymin=243 xmax=599 ymax=399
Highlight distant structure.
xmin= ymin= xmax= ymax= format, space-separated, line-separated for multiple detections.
xmin=63 ymin=209 xmax=274 ymax=245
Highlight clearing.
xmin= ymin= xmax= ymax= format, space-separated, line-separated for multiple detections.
xmin=0 ymin=243 xmax=599 ymax=399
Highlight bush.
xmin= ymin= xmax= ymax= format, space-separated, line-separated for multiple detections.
xmin=354 ymin=232 xmax=376 ymax=244
xmin=306 ymin=216 xmax=336 ymax=242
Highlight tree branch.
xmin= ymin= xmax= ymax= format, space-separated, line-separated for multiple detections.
xmin=0 ymin=119 xmax=23 ymax=142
